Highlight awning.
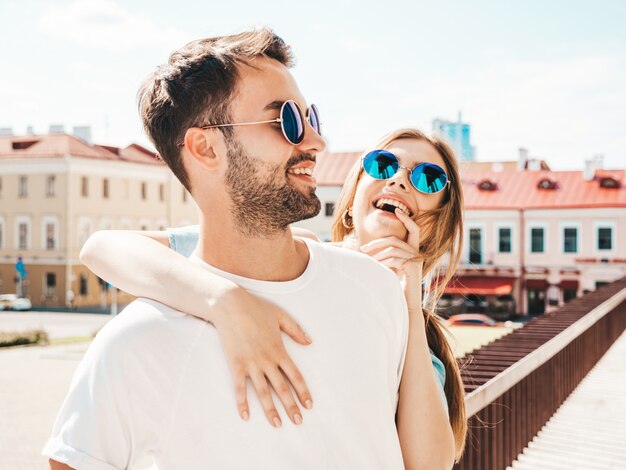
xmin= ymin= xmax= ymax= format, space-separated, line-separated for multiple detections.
xmin=444 ymin=276 xmax=515 ymax=296
xmin=525 ymin=279 xmax=549 ymax=289
xmin=559 ymin=279 xmax=579 ymax=289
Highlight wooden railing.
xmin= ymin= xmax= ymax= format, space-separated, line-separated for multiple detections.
xmin=454 ymin=277 xmax=626 ymax=470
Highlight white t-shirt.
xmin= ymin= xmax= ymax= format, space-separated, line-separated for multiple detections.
xmin=43 ymin=238 xmax=409 ymax=469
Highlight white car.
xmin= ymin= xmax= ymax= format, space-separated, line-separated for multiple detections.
xmin=0 ymin=294 xmax=32 ymax=311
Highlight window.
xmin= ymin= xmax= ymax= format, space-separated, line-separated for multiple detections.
xmin=159 ymin=184 xmax=165 ymax=202
xmin=563 ymin=227 xmax=578 ymax=253
xmin=469 ymin=228 xmax=482 ymax=264
xmin=598 ymin=227 xmax=612 ymax=250
xmin=103 ymin=178 xmax=109 ymax=199
xmin=45 ymin=272 xmax=57 ymax=297
xmin=141 ymin=182 xmax=147 ymax=200
xmin=77 ymin=218 xmax=92 ymax=249
xmin=563 ymin=289 xmax=577 ymax=303
xmin=81 ymin=176 xmax=89 ymax=197
xmin=531 ymin=227 xmax=544 ymax=253
xmin=46 ymin=175 xmax=56 ymax=197
xmin=325 ymin=202 xmax=335 ymax=217
xmin=18 ymin=176 xmax=27 ymax=198
xmin=80 ymin=273 xmax=89 ymax=296
xmin=498 ymin=227 xmax=511 ymax=253
xmin=46 ymin=222 xmax=55 ymax=249
xmin=18 ymin=222 xmax=28 ymax=249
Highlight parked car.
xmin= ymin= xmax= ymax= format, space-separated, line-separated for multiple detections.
xmin=447 ymin=313 xmax=497 ymax=327
xmin=0 ymin=294 xmax=32 ymax=311
xmin=463 ymin=294 xmax=488 ymax=313
xmin=437 ymin=294 xmax=465 ymax=318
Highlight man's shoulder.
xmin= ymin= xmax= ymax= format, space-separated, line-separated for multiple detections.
xmin=90 ymin=299 xmax=205 ymax=356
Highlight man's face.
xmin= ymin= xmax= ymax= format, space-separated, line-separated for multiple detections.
xmin=222 ymin=57 xmax=326 ymax=238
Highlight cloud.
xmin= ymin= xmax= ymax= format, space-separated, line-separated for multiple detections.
xmin=38 ymin=0 xmax=188 ymax=52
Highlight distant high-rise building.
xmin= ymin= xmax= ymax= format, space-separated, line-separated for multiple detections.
xmin=432 ymin=112 xmax=476 ymax=161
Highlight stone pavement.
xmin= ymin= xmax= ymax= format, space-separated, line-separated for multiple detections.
xmin=0 ymin=311 xmax=111 ymax=469
xmin=0 ymin=311 xmax=111 ymax=340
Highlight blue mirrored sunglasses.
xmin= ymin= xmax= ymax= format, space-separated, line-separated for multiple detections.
xmin=178 ymin=101 xmax=321 ymax=147
xmin=362 ymin=149 xmax=451 ymax=194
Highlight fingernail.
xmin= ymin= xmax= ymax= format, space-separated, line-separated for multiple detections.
xmin=241 ymin=410 xmax=249 ymax=421
xmin=305 ymin=399 xmax=313 ymax=409
xmin=304 ymin=332 xmax=313 ymax=343
xmin=294 ymin=414 xmax=302 ymax=425
xmin=273 ymin=416 xmax=282 ymax=428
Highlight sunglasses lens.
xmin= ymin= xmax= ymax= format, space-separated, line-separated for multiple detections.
xmin=308 ymin=104 xmax=322 ymax=136
xmin=282 ymin=101 xmax=305 ymax=144
xmin=411 ymin=163 xmax=448 ymax=193
xmin=363 ymin=150 xmax=399 ymax=179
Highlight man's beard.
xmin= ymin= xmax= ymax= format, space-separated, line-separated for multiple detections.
xmin=224 ymin=137 xmax=321 ymax=238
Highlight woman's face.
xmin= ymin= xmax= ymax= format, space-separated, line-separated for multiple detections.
xmin=351 ymin=138 xmax=449 ymax=245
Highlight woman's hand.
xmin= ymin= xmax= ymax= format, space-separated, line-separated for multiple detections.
xmin=360 ymin=208 xmax=424 ymax=315
xmin=211 ymin=287 xmax=314 ymax=428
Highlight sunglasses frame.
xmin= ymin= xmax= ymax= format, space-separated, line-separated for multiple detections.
xmin=177 ymin=100 xmax=321 ymax=147
xmin=362 ymin=149 xmax=451 ymax=195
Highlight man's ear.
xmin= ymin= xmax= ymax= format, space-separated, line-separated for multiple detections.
xmin=182 ymin=127 xmax=222 ymax=171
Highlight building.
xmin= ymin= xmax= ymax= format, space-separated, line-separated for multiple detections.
xmin=299 ymin=150 xmax=626 ymax=317
xmin=432 ymin=112 xmax=476 ymax=162
xmin=0 ymin=132 xmax=198 ymax=309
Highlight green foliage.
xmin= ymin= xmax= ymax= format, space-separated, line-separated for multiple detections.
xmin=0 ymin=329 xmax=49 ymax=348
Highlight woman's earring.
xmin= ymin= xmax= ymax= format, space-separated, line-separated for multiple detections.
xmin=342 ymin=208 xmax=354 ymax=230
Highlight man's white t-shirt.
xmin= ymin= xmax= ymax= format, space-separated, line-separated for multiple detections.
xmin=43 ymin=238 xmax=409 ymax=469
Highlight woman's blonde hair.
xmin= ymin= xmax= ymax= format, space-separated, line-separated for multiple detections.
xmin=331 ymin=128 xmax=467 ymax=459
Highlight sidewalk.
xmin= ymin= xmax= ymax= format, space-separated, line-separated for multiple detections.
xmin=509 ymin=329 xmax=626 ymax=469
xmin=0 ymin=311 xmax=111 ymax=339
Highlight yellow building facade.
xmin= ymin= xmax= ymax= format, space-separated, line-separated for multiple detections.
xmin=0 ymin=134 xmax=198 ymax=309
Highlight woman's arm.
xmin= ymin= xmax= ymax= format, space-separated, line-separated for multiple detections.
xmin=80 ymin=230 xmax=314 ymax=427
xmin=361 ymin=210 xmax=455 ymax=470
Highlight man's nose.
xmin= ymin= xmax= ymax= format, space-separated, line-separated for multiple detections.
xmin=297 ymin=120 xmax=326 ymax=154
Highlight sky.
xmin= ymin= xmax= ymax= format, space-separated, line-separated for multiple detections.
xmin=1 ymin=0 xmax=625 ymax=170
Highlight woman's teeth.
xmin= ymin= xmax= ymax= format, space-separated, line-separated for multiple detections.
xmin=374 ymin=198 xmax=412 ymax=216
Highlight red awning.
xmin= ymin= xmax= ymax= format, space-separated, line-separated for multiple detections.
xmin=525 ymin=279 xmax=549 ymax=289
xmin=444 ymin=276 xmax=515 ymax=296
xmin=559 ymin=279 xmax=579 ymax=289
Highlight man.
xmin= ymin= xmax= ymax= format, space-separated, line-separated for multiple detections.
xmin=44 ymin=29 xmax=408 ymax=469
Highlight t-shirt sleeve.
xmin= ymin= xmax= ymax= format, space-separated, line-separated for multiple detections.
xmin=42 ymin=343 xmax=134 ymax=470
xmin=167 ymin=225 xmax=200 ymax=258
xmin=429 ymin=348 xmax=449 ymax=417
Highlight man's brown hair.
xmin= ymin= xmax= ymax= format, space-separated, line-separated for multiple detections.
xmin=137 ymin=28 xmax=294 ymax=191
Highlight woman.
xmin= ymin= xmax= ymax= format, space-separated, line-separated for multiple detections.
xmin=81 ymin=128 xmax=466 ymax=467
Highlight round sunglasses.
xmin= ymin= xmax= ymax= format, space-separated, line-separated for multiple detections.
xmin=180 ymin=100 xmax=321 ymax=146
xmin=362 ymin=149 xmax=451 ymax=194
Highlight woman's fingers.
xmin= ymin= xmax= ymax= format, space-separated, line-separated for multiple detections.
xmin=265 ymin=366 xmax=303 ymax=425
xmin=278 ymin=312 xmax=312 ymax=346
xmin=394 ymin=208 xmax=421 ymax=249
xmin=369 ymin=246 xmax=418 ymax=263
xmin=249 ymin=367 xmax=282 ymax=428
xmin=231 ymin=363 xmax=250 ymax=421
xmin=280 ymin=355 xmax=314 ymax=410
xmin=361 ymin=237 xmax=417 ymax=256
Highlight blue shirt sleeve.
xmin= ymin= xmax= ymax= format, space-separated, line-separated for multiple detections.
xmin=167 ymin=225 xmax=200 ymax=258
xmin=429 ymin=348 xmax=449 ymax=417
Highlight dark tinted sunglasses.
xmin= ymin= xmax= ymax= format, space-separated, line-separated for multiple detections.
xmin=362 ymin=149 xmax=451 ymax=194
xmin=180 ymin=100 xmax=321 ymax=146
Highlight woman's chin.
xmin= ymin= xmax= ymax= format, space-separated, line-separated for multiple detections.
xmin=362 ymin=215 xmax=408 ymax=241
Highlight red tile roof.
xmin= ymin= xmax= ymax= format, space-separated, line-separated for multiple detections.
xmin=0 ymin=134 xmax=163 ymax=166
xmin=461 ymin=169 xmax=626 ymax=209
